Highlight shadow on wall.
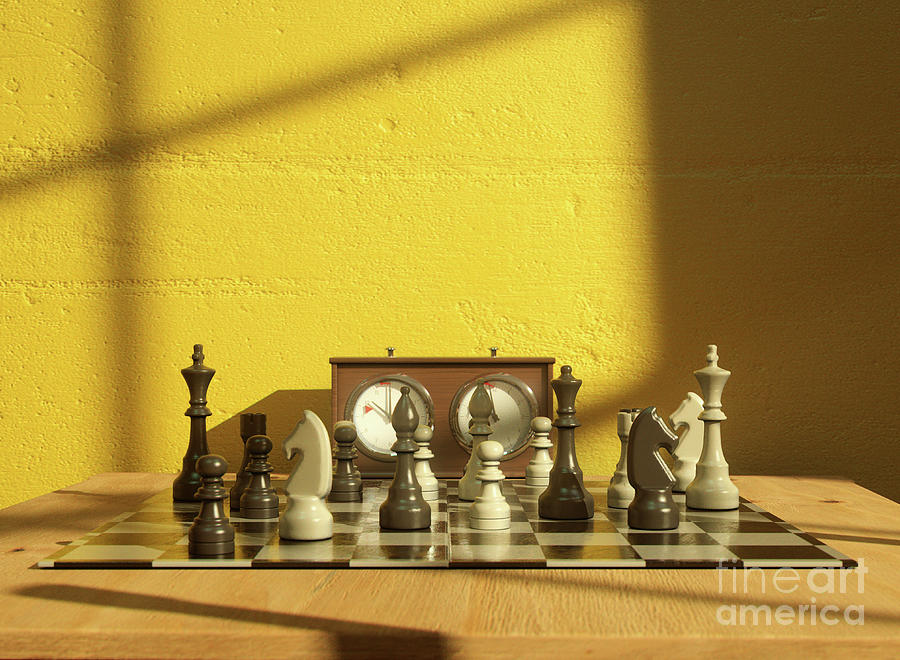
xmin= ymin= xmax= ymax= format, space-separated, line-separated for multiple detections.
xmin=646 ymin=3 xmax=900 ymax=501
xmin=207 ymin=389 xmax=332 ymax=475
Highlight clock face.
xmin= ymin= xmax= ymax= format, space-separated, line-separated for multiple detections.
xmin=344 ymin=374 xmax=434 ymax=461
xmin=449 ymin=373 xmax=538 ymax=459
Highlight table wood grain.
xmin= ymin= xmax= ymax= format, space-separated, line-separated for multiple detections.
xmin=1 ymin=473 xmax=897 ymax=658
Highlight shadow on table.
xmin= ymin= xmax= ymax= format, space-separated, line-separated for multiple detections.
xmin=16 ymin=584 xmax=449 ymax=658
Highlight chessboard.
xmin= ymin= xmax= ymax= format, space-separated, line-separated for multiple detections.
xmin=38 ymin=479 xmax=857 ymax=569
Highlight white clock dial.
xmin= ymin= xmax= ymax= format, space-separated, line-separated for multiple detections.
xmin=450 ymin=373 xmax=538 ymax=459
xmin=344 ymin=374 xmax=434 ymax=461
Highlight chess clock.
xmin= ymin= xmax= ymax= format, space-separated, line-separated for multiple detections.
xmin=448 ymin=373 xmax=538 ymax=459
xmin=331 ymin=352 xmax=554 ymax=478
xmin=343 ymin=374 xmax=435 ymax=461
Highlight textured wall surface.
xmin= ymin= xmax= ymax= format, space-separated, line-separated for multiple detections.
xmin=0 ymin=1 xmax=897 ymax=509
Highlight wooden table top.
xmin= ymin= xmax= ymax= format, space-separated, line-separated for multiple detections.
xmin=1 ymin=473 xmax=898 ymax=658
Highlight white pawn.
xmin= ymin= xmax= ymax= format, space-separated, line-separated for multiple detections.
xmin=607 ymin=409 xmax=636 ymax=508
xmin=279 ymin=411 xmax=334 ymax=541
xmin=468 ymin=440 xmax=510 ymax=530
xmin=668 ymin=392 xmax=705 ymax=492
xmin=413 ymin=425 xmax=439 ymax=501
xmin=686 ymin=345 xmax=739 ymax=510
xmin=525 ymin=416 xmax=553 ymax=487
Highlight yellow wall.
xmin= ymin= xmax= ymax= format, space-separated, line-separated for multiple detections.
xmin=1 ymin=1 xmax=897 ymax=509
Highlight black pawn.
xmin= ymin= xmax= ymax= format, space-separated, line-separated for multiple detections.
xmin=329 ymin=421 xmax=363 ymax=502
xmin=230 ymin=413 xmax=266 ymax=511
xmin=188 ymin=454 xmax=235 ymax=556
xmin=538 ymin=365 xmax=595 ymax=519
xmin=174 ymin=344 xmax=215 ymax=502
xmin=379 ymin=386 xmax=431 ymax=530
xmin=239 ymin=435 xmax=279 ymax=519
xmin=627 ymin=407 xmax=679 ymax=530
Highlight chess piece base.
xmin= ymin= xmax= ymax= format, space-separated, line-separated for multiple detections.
xmin=525 ymin=475 xmax=549 ymax=487
xmin=379 ymin=500 xmax=430 ymax=530
xmin=280 ymin=495 xmax=334 ymax=541
xmin=685 ymin=473 xmax=739 ymax=510
xmin=327 ymin=489 xmax=363 ymax=503
xmin=627 ymin=488 xmax=679 ymax=530
xmin=188 ymin=539 xmax=235 ymax=556
xmin=172 ymin=477 xmax=202 ymax=502
xmin=469 ymin=516 xmax=511 ymax=530
xmin=238 ymin=507 xmax=278 ymax=519
xmin=538 ymin=471 xmax=595 ymax=520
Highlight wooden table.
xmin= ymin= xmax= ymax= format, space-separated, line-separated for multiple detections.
xmin=1 ymin=474 xmax=897 ymax=658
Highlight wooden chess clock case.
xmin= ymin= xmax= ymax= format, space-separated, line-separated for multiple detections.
xmin=331 ymin=356 xmax=555 ymax=478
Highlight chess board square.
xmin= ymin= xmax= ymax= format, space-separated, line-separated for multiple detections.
xmin=254 ymin=538 xmax=356 ymax=565
xmin=235 ymin=531 xmax=278 ymax=546
xmin=725 ymin=544 xmax=838 ymax=561
xmin=618 ymin=521 xmax=706 ymax=535
xmin=816 ymin=544 xmax=859 ymax=567
xmin=451 ymin=544 xmax=546 ymax=565
xmin=693 ymin=521 xmax=792 ymax=534
xmin=541 ymin=544 xmax=643 ymax=565
xmin=535 ymin=532 xmax=629 ymax=546
xmin=350 ymin=545 xmax=448 ymax=566
xmin=53 ymin=544 xmax=165 ymax=563
xmin=451 ymin=532 xmax=537 ymax=546
xmin=531 ymin=520 xmax=619 ymax=534
xmin=508 ymin=510 xmax=530 ymax=523
xmin=232 ymin=520 xmax=280 ymax=535
xmin=358 ymin=531 xmax=447 ymax=546
xmin=624 ymin=532 xmax=717 ymax=546
xmin=603 ymin=508 xmax=629 ymax=524
xmin=707 ymin=532 xmax=814 ymax=546
xmin=331 ymin=512 xmax=369 ymax=526
xmin=83 ymin=532 xmax=185 ymax=547
xmin=449 ymin=521 xmax=534 ymax=534
xmin=330 ymin=521 xmax=366 ymax=534
xmin=633 ymin=545 xmax=740 ymax=562
xmin=231 ymin=514 xmax=280 ymax=524
xmin=154 ymin=543 xmax=263 ymax=563
xmin=327 ymin=502 xmax=372 ymax=513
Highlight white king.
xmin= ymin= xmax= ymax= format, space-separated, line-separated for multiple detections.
xmin=685 ymin=345 xmax=740 ymax=510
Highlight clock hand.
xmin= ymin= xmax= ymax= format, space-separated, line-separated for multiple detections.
xmin=486 ymin=383 xmax=500 ymax=423
xmin=367 ymin=401 xmax=391 ymax=422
